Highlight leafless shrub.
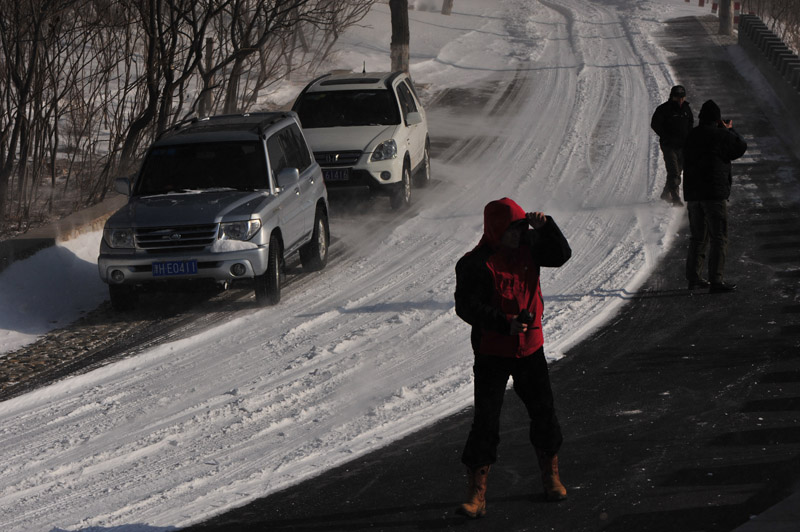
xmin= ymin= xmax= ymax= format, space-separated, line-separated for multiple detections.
xmin=741 ymin=0 xmax=800 ymax=54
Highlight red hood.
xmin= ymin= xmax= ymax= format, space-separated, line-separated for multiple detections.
xmin=478 ymin=198 xmax=527 ymax=248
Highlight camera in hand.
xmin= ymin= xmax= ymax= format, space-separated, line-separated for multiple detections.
xmin=517 ymin=309 xmax=534 ymax=325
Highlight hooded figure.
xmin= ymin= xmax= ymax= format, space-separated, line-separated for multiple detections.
xmin=454 ymin=198 xmax=572 ymax=518
xmin=458 ymin=198 xmax=570 ymax=357
xmin=697 ymin=98 xmax=721 ymax=124
xmin=683 ymin=99 xmax=747 ymax=202
xmin=682 ymin=100 xmax=748 ymax=293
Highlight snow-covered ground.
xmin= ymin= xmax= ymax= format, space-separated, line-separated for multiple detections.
xmin=0 ymin=0 xmax=743 ymax=530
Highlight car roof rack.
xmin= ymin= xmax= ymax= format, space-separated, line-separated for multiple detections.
xmin=294 ymin=71 xmax=405 ymax=101
xmin=319 ymin=77 xmax=382 ymax=86
xmin=156 ymin=112 xmax=294 ymax=140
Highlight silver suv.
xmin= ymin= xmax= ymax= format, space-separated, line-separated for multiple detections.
xmin=292 ymin=71 xmax=430 ymax=210
xmin=98 ymin=112 xmax=329 ymax=310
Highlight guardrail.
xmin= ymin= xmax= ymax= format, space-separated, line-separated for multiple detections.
xmin=738 ymin=14 xmax=800 ymax=119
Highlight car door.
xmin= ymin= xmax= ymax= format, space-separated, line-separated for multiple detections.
xmin=266 ymin=129 xmax=305 ymax=252
xmin=395 ymin=79 xmax=425 ymax=169
xmin=280 ymin=123 xmax=317 ymax=238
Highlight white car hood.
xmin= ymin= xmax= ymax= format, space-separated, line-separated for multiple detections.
xmin=303 ymin=125 xmax=397 ymax=153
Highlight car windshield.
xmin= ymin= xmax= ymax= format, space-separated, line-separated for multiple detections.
xmin=136 ymin=141 xmax=268 ymax=195
xmin=295 ymin=90 xmax=401 ymax=128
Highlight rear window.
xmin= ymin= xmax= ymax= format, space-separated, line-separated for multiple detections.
xmin=295 ymin=90 xmax=400 ymax=128
xmin=136 ymin=141 xmax=268 ymax=195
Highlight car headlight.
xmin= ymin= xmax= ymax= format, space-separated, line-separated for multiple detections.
xmin=219 ymin=219 xmax=262 ymax=241
xmin=103 ymin=227 xmax=135 ymax=249
xmin=371 ymin=139 xmax=398 ymax=161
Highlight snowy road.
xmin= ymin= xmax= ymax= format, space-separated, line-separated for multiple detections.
xmin=0 ymin=1 xmax=702 ymax=530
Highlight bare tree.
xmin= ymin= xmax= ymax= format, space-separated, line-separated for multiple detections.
xmin=741 ymin=0 xmax=800 ymax=54
xmin=301 ymin=0 xmax=375 ymax=75
xmin=0 ymin=0 xmax=379 ymax=234
xmin=0 ymin=0 xmax=57 ymax=226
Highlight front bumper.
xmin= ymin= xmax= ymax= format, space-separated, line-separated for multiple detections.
xmin=321 ymin=151 xmax=404 ymax=191
xmin=323 ymin=161 xmax=404 ymax=196
xmin=98 ymin=247 xmax=270 ymax=285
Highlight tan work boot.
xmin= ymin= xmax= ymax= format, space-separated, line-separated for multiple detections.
xmin=458 ymin=465 xmax=490 ymax=518
xmin=537 ymin=450 xmax=567 ymax=501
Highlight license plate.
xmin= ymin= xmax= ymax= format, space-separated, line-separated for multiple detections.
xmin=152 ymin=260 xmax=198 ymax=277
xmin=323 ymin=168 xmax=351 ymax=182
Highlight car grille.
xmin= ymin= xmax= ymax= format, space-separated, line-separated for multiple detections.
xmin=314 ymin=150 xmax=362 ymax=167
xmin=136 ymin=224 xmax=218 ymax=253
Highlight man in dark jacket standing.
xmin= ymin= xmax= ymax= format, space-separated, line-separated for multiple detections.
xmin=683 ymin=99 xmax=748 ymax=293
xmin=454 ymin=198 xmax=572 ymax=518
xmin=651 ymin=85 xmax=694 ymax=206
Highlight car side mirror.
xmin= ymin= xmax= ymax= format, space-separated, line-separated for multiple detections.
xmin=276 ymin=167 xmax=300 ymax=190
xmin=406 ymin=111 xmax=422 ymax=126
xmin=114 ymin=177 xmax=131 ymax=196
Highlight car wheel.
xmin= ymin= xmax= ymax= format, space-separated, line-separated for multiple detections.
xmin=390 ymin=162 xmax=412 ymax=210
xmin=255 ymin=233 xmax=282 ymax=306
xmin=300 ymin=206 xmax=329 ymax=271
xmin=413 ymin=140 xmax=431 ymax=188
xmin=109 ymin=285 xmax=138 ymax=311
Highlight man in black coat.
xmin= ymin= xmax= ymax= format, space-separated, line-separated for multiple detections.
xmin=651 ymin=85 xmax=694 ymax=206
xmin=683 ymin=99 xmax=748 ymax=293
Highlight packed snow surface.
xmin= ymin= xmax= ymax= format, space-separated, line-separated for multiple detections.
xmin=0 ymin=0 xmax=730 ymax=530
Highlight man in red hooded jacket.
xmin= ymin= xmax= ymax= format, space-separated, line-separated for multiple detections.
xmin=454 ymin=197 xmax=572 ymax=518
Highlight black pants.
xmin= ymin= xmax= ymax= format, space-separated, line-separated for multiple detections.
xmin=686 ymin=199 xmax=729 ymax=283
xmin=461 ymin=348 xmax=562 ymax=468
xmin=660 ymin=144 xmax=684 ymax=193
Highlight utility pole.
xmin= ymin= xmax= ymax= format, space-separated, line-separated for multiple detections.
xmin=390 ymin=0 xmax=409 ymax=72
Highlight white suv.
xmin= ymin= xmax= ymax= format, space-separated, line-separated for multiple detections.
xmin=292 ymin=71 xmax=430 ymax=210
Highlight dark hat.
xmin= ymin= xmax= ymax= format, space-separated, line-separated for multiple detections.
xmin=698 ymin=99 xmax=722 ymax=123
xmin=670 ymin=85 xmax=686 ymax=98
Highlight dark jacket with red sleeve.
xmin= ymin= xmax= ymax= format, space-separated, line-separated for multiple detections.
xmin=454 ymin=198 xmax=572 ymax=358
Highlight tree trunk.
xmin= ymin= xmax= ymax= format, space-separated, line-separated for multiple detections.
xmin=390 ymin=0 xmax=409 ymax=72
xmin=719 ymin=0 xmax=733 ymax=35
xmin=200 ymin=37 xmax=214 ymax=116
xmin=223 ymin=57 xmax=244 ymax=114
xmin=442 ymin=0 xmax=454 ymax=15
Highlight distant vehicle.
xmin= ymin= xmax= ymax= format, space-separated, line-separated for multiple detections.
xmin=292 ymin=71 xmax=430 ymax=210
xmin=98 ymin=112 xmax=330 ymax=310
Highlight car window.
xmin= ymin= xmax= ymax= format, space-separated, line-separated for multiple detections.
xmin=282 ymin=124 xmax=312 ymax=171
xmin=396 ymin=82 xmax=418 ymax=119
xmin=136 ymin=141 xmax=268 ymax=195
xmin=295 ymin=90 xmax=401 ymax=128
xmin=267 ymin=134 xmax=290 ymax=175
xmin=268 ymin=124 xmax=312 ymax=174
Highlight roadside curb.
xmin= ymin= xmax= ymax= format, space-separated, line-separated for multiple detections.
xmin=0 ymin=195 xmax=125 ymax=273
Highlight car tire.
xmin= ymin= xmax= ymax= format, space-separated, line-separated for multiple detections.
xmin=255 ymin=233 xmax=282 ymax=306
xmin=390 ymin=162 xmax=412 ymax=210
xmin=413 ymin=139 xmax=431 ymax=188
xmin=300 ymin=206 xmax=330 ymax=271
xmin=109 ymin=285 xmax=138 ymax=311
